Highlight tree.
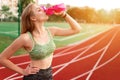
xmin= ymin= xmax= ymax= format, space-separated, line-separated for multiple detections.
xmin=0 ymin=5 xmax=12 ymax=21
xmin=18 ymin=0 xmax=35 ymax=16
xmin=113 ymin=9 xmax=120 ymax=24
xmin=67 ymin=7 xmax=85 ymax=22
xmin=0 ymin=5 xmax=10 ymax=16
xmin=67 ymin=6 xmax=97 ymax=23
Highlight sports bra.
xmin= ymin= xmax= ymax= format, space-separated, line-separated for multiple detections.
xmin=27 ymin=28 xmax=56 ymax=60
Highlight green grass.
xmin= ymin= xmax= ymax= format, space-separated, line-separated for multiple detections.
xmin=0 ymin=22 xmax=19 ymax=38
xmin=0 ymin=22 xmax=25 ymax=55
xmin=0 ymin=22 xmax=113 ymax=55
xmin=0 ymin=34 xmax=26 ymax=55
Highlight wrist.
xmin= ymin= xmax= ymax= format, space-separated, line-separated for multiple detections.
xmin=60 ymin=12 xmax=67 ymax=18
xmin=62 ymin=13 xmax=67 ymax=18
xmin=22 ymin=69 xmax=28 ymax=76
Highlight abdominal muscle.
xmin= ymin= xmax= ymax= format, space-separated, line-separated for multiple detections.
xmin=29 ymin=54 xmax=53 ymax=69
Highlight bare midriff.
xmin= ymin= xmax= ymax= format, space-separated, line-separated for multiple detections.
xmin=29 ymin=54 xmax=53 ymax=69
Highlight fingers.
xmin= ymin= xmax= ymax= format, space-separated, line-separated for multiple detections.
xmin=30 ymin=67 xmax=40 ymax=74
xmin=24 ymin=65 xmax=40 ymax=75
xmin=54 ymin=11 xmax=65 ymax=16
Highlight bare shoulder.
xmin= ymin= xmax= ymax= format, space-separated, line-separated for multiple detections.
xmin=16 ymin=32 xmax=31 ymax=46
xmin=19 ymin=32 xmax=30 ymax=41
xmin=47 ymin=26 xmax=59 ymax=36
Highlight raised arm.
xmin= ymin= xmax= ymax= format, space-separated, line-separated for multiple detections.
xmin=49 ymin=12 xmax=82 ymax=36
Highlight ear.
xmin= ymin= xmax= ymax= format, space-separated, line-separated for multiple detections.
xmin=30 ymin=16 xmax=36 ymax=21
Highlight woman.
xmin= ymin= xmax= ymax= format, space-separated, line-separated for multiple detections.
xmin=0 ymin=3 xmax=81 ymax=80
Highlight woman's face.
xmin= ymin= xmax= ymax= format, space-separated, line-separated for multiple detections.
xmin=31 ymin=4 xmax=49 ymax=22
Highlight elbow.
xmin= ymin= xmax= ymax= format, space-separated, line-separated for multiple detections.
xmin=0 ymin=55 xmax=3 ymax=63
xmin=75 ymin=26 xmax=82 ymax=34
xmin=77 ymin=28 xmax=81 ymax=33
xmin=73 ymin=30 xmax=80 ymax=35
xmin=0 ymin=55 xmax=5 ymax=64
xmin=0 ymin=55 xmax=3 ymax=62
xmin=76 ymin=24 xmax=82 ymax=33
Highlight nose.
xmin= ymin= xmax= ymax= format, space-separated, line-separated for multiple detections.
xmin=41 ymin=6 xmax=47 ymax=12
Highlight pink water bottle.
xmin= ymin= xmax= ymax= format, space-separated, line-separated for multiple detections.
xmin=42 ymin=3 xmax=66 ymax=16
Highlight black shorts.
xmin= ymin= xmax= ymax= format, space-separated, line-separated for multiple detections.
xmin=23 ymin=67 xmax=53 ymax=80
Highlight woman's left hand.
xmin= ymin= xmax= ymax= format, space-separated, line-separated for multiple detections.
xmin=23 ymin=65 xmax=40 ymax=76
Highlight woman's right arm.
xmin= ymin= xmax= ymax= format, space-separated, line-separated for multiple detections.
xmin=0 ymin=34 xmax=27 ymax=75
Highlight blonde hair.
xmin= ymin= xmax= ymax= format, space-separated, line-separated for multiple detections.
xmin=21 ymin=3 xmax=35 ymax=34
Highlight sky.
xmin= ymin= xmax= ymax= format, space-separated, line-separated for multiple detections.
xmin=38 ymin=0 xmax=120 ymax=11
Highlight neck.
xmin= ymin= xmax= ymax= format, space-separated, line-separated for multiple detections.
xmin=33 ymin=22 xmax=45 ymax=34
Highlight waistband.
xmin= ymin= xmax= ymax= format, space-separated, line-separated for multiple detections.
xmin=39 ymin=66 xmax=52 ymax=71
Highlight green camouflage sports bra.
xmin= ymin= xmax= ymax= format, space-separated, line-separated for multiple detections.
xmin=27 ymin=29 xmax=56 ymax=60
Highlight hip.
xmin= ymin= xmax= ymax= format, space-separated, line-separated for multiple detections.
xmin=23 ymin=66 xmax=53 ymax=80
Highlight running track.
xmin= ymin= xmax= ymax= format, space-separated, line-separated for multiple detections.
xmin=0 ymin=26 xmax=120 ymax=80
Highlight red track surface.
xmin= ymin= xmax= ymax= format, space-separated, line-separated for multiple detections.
xmin=0 ymin=26 xmax=120 ymax=80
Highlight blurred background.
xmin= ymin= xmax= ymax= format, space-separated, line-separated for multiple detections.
xmin=0 ymin=0 xmax=119 ymax=55
xmin=0 ymin=0 xmax=120 ymax=80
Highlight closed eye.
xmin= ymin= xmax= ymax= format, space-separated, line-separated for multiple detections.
xmin=38 ymin=9 xmax=41 ymax=12
xmin=36 ymin=7 xmax=42 ymax=12
xmin=38 ymin=10 xmax=41 ymax=12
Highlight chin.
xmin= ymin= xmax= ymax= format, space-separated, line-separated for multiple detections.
xmin=40 ymin=16 xmax=49 ymax=22
xmin=44 ymin=16 xmax=49 ymax=21
xmin=46 ymin=16 xmax=49 ymax=19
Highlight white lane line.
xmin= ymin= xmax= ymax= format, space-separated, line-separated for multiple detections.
xmin=53 ymin=44 xmax=95 ymax=76
xmin=54 ymin=46 xmax=88 ymax=58
xmin=54 ymin=27 xmax=113 ymax=56
xmin=53 ymin=43 xmax=102 ymax=76
xmin=9 ymin=75 xmax=23 ymax=80
xmin=4 ymin=73 xmax=18 ymax=80
xmin=0 ymin=61 xmax=30 ymax=70
xmin=54 ymin=44 xmax=80 ymax=56
xmin=86 ymin=30 xmax=118 ymax=80
xmin=71 ymin=51 xmax=120 ymax=80
xmin=4 ymin=74 xmax=23 ymax=80
xmin=53 ymin=28 xmax=113 ymax=76
xmin=53 ymin=47 xmax=105 ymax=69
